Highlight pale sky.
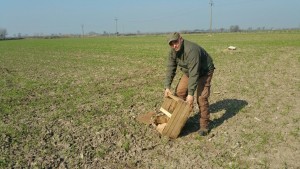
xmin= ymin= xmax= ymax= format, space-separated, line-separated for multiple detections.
xmin=1 ymin=0 xmax=300 ymax=36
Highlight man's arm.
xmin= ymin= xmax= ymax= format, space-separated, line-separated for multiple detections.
xmin=164 ymin=51 xmax=177 ymax=90
xmin=187 ymin=49 xmax=201 ymax=96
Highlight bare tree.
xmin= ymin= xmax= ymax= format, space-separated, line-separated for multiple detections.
xmin=230 ymin=25 xmax=240 ymax=32
xmin=0 ymin=28 xmax=7 ymax=40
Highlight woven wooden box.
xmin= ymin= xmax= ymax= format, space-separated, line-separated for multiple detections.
xmin=159 ymin=94 xmax=192 ymax=139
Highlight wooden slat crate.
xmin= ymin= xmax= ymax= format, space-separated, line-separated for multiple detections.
xmin=159 ymin=94 xmax=192 ymax=139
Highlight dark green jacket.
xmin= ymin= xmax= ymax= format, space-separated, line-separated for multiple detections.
xmin=165 ymin=39 xmax=215 ymax=95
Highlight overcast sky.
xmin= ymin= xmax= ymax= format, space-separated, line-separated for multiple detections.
xmin=1 ymin=0 xmax=300 ymax=36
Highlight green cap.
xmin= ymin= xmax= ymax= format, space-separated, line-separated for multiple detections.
xmin=167 ymin=32 xmax=180 ymax=45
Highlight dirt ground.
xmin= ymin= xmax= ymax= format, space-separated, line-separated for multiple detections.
xmin=2 ymin=95 xmax=299 ymax=168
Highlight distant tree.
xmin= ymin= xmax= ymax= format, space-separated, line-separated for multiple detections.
xmin=0 ymin=28 xmax=7 ymax=39
xmin=193 ymin=29 xmax=202 ymax=32
xmin=230 ymin=25 xmax=240 ymax=32
xmin=88 ymin=31 xmax=98 ymax=36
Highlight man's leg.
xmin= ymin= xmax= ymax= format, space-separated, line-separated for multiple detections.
xmin=175 ymin=74 xmax=189 ymax=100
xmin=196 ymin=71 xmax=214 ymax=135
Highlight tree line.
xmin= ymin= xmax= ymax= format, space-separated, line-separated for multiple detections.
xmin=1 ymin=25 xmax=300 ymax=39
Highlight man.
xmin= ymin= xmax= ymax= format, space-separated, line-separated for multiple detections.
xmin=164 ymin=32 xmax=215 ymax=136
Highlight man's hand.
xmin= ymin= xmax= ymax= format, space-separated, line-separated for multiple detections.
xmin=164 ymin=88 xmax=172 ymax=97
xmin=186 ymin=95 xmax=194 ymax=107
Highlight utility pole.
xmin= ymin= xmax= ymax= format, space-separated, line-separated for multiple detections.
xmin=209 ymin=0 xmax=214 ymax=33
xmin=114 ymin=17 xmax=118 ymax=36
xmin=81 ymin=24 xmax=84 ymax=37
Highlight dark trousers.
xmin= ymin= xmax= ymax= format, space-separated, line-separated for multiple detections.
xmin=175 ymin=71 xmax=214 ymax=130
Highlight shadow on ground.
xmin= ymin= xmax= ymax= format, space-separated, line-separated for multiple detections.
xmin=180 ymin=99 xmax=248 ymax=137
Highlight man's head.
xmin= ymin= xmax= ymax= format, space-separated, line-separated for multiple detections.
xmin=167 ymin=32 xmax=183 ymax=51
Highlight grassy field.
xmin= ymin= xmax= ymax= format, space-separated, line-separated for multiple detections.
xmin=0 ymin=31 xmax=299 ymax=168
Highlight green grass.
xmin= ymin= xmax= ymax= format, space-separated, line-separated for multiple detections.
xmin=0 ymin=31 xmax=299 ymax=168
